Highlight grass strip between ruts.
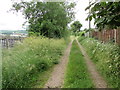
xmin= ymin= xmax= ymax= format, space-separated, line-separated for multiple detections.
xmin=63 ymin=40 xmax=94 ymax=88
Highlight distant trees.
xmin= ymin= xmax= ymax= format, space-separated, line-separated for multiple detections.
xmin=71 ymin=21 xmax=82 ymax=33
xmin=12 ymin=1 xmax=75 ymax=38
xmin=86 ymin=1 xmax=120 ymax=30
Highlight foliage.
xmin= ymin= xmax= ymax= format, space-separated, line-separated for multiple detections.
xmin=86 ymin=1 xmax=120 ymax=30
xmin=2 ymin=37 xmax=67 ymax=88
xmin=78 ymin=37 xmax=120 ymax=88
xmin=80 ymin=31 xmax=86 ymax=36
xmin=64 ymin=41 xmax=94 ymax=88
xmin=70 ymin=21 xmax=82 ymax=33
xmin=11 ymin=1 xmax=75 ymax=38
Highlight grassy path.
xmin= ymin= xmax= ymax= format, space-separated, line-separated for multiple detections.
xmin=63 ymin=40 xmax=94 ymax=88
xmin=44 ymin=40 xmax=73 ymax=88
xmin=76 ymin=39 xmax=108 ymax=88
xmin=43 ymin=38 xmax=108 ymax=88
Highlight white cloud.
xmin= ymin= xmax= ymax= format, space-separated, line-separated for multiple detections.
xmin=0 ymin=0 xmax=26 ymax=30
xmin=74 ymin=0 xmax=95 ymax=29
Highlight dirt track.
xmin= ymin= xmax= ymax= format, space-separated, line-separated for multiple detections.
xmin=44 ymin=39 xmax=107 ymax=88
xmin=76 ymin=39 xmax=107 ymax=88
xmin=44 ymin=41 xmax=73 ymax=88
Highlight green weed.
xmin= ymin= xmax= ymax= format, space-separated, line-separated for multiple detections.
xmin=78 ymin=37 xmax=120 ymax=88
xmin=63 ymin=41 xmax=94 ymax=88
xmin=2 ymin=37 xmax=67 ymax=88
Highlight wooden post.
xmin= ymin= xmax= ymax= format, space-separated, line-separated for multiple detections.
xmin=6 ymin=38 xmax=9 ymax=49
xmin=117 ymin=29 xmax=120 ymax=45
xmin=114 ymin=29 xmax=117 ymax=44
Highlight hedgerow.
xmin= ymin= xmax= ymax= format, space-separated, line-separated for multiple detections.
xmin=78 ymin=37 xmax=120 ymax=88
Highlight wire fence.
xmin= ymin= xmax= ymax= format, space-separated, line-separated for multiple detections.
xmin=0 ymin=36 xmax=25 ymax=48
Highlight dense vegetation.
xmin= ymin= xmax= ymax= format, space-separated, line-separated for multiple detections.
xmin=2 ymin=0 xmax=75 ymax=88
xmin=78 ymin=37 xmax=120 ymax=88
xmin=2 ymin=0 xmax=120 ymax=89
xmin=64 ymin=41 xmax=94 ymax=88
xmin=70 ymin=21 xmax=82 ymax=33
xmin=86 ymin=1 xmax=120 ymax=30
xmin=12 ymin=1 xmax=75 ymax=38
xmin=70 ymin=21 xmax=83 ymax=36
xmin=2 ymin=37 xmax=68 ymax=88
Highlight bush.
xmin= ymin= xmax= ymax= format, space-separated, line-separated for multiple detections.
xmin=78 ymin=37 xmax=120 ymax=88
xmin=2 ymin=37 xmax=67 ymax=88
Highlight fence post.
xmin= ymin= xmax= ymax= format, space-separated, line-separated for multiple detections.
xmin=114 ymin=29 xmax=117 ymax=44
xmin=117 ymin=29 xmax=120 ymax=45
xmin=6 ymin=38 xmax=9 ymax=49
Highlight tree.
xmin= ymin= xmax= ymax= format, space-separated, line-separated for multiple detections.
xmin=71 ymin=21 xmax=82 ymax=33
xmin=85 ymin=1 xmax=120 ymax=30
xmin=11 ymin=0 xmax=75 ymax=38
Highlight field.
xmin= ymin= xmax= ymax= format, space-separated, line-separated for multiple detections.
xmin=2 ymin=37 xmax=68 ymax=88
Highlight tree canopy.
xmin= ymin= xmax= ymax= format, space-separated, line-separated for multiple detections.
xmin=70 ymin=21 xmax=82 ymax=33
xmin=12 ymin=0 xmax=75 ymax=38
xmin=86 ymin=1 xmax=120 ymax=30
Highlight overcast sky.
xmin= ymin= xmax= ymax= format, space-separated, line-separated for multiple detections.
xmin=0 ymin=0 xmax=94 ymax=30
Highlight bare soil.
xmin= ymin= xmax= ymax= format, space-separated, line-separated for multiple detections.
xmin=44 ymin=41 xmax=73 ymax=88
xmin=76 ymin=39 xmax=108 ymax=88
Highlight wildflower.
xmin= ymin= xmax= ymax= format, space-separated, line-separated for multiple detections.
xmin=109 ymin=65 xmax=112 ymax=68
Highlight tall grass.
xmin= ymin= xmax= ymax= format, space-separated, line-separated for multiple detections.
xmin=63 ymin=41 xmax=94 ymax=88
xmin=2 ymin=37 xmax=67 ymax=88
xmin=78 ymin=37 xmax=120 ymax=88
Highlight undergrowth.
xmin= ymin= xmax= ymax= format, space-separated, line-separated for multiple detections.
xmin=78 ymin=37 xmax=120 ymax=88
xmin=2 ymin=36 xmax=67 ymax=88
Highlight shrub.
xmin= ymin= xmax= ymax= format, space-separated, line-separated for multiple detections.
xmin=78 ymin=37 xmax=120 ymax=88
